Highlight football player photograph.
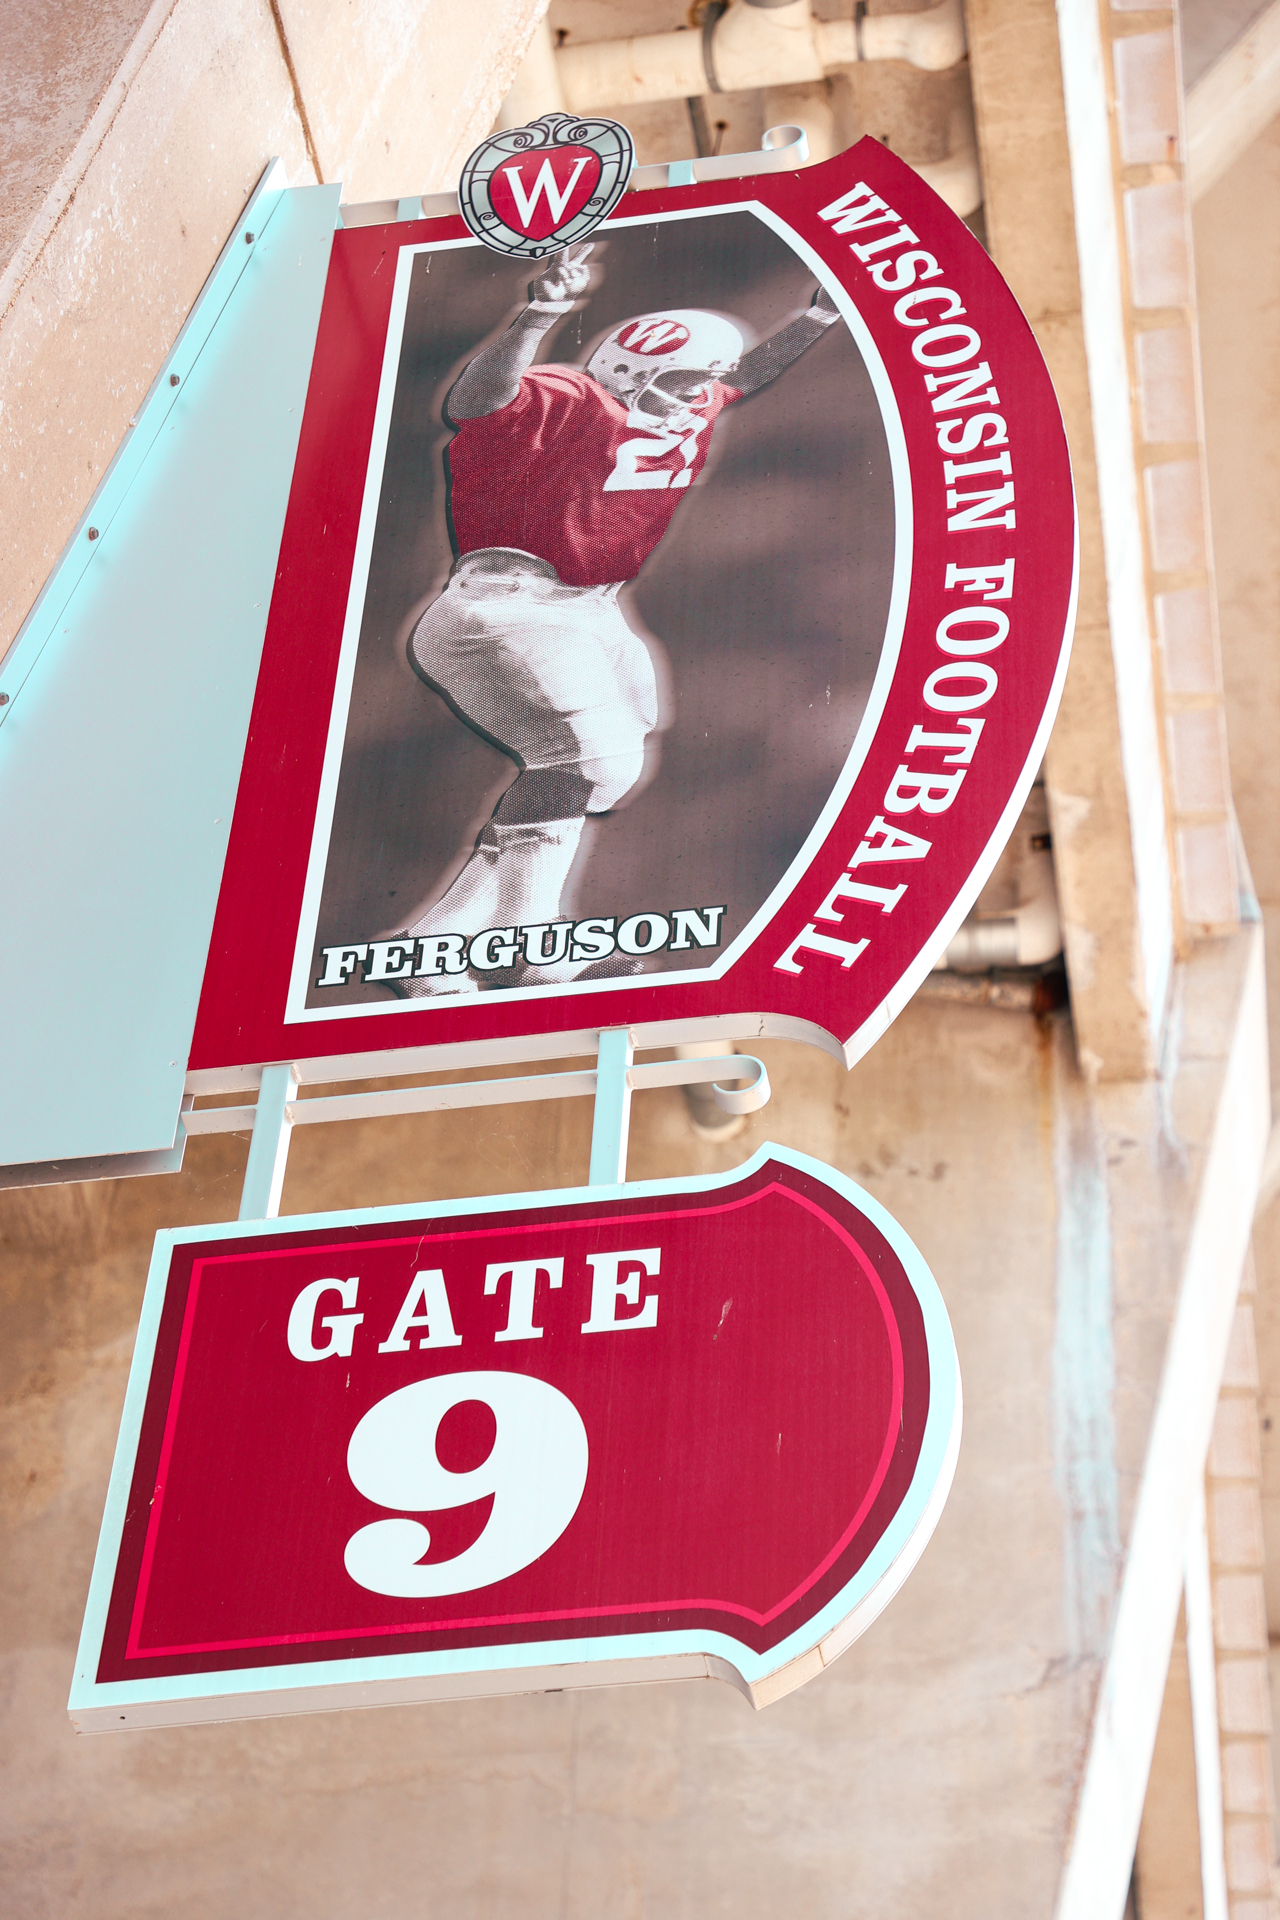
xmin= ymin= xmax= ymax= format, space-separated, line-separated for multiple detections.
xmin=304 ymin=212 xmax=896 ymax=1010
xmin=395 ymin=240 xmax=842 ymax=996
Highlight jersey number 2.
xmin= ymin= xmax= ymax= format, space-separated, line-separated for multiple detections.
xmin=603 ymin=420 xmax=706 ymax=493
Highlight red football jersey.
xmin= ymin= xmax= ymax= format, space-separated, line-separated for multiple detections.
xmin=447 ymin=365 xmax=741 ymax=587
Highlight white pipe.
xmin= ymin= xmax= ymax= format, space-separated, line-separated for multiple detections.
xmin=912 ymin=98 xmax=981 ymax=219
xmin=553 ymin=0 xmax=967 ymax=114
xmin=712 ymin=0 xmax=824 ymax=95
xmin=816 ymin=1 xmax=966 ymax=72
xmin=558 ymin=29 xmax=705 ymax=112
xmin=937 ymin=886 xmax=1061 ymax=970
xmin=674 ymin=1041 xmax=751 ymax=1140
xmin=935 ymin=786 xmax=1062 ymax=972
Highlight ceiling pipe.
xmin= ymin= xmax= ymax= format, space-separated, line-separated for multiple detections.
xmin=550 ymin=0 xmax=967 ymax=114
xmin=934 ymin=786 xmax=1062 ymax=973
xmin=498 ymin=1 xmax=968 ymax=127
xmin=763 ymin=78 xmax=838 ymax=164
xmin=822 ymin=0 xmax=968 ymax=70
xmin=673 ymin=1041 xmax=751 ymax=1141
xmin=496 ymin=8 xmax=978 ymax=215
xmin=911 ymin=97 xmax=980 ymax=219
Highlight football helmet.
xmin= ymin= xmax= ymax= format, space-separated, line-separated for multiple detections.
xmin=586 ymin=310 xmax=744 ymax=402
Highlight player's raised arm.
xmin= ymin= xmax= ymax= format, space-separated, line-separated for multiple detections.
xmin=445 ymin=245 xmax=594 ymax=422
xmin=730 ymin=285 xmax=843 ymax=396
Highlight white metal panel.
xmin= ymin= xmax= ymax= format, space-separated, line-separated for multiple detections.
xmin=0 ymin=176 xmax=340 ymax=1170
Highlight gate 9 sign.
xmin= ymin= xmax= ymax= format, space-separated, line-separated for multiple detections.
xmin=70 ymin=1145 xmax=959 ymax=1729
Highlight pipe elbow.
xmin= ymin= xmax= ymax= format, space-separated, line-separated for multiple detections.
xmin=935 ymin=835 xmax=1063 ymax=975
xmin=860 ymin=0 xmax=968 ymax=72
xmin=1010 ymin=869 xmax=1063 ymax=967
xmin=713 ymin=0 xmax=825 ymax=93
xmin=912 ymin=102 xmax=981 ymax=218
xmin=538 ymin=0 xmax=970 ymax=121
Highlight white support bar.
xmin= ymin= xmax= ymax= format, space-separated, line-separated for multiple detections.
xmin=632 ymin=125 xmax=809 ymax=191
xmin=588 ymin=1029 xmax=635 ymax=1187
xmin=185 ymin=1054 xmax=769 ymax=1136
xmin=190 ymin=1047 xmax=772 ymax=1208
xmin=238 ymin=1063 xmax=298 ymax=1220
xmin=185 ymin=1068 xmax=597 ymax=1134
xmin=628 ymin=1054 xmax=771 ymax=1115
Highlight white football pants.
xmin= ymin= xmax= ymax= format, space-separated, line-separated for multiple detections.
xmin=411 ymin=548 xmax=658 ymax=809
xmin=401 ymin=550 xmax=659 ymax=986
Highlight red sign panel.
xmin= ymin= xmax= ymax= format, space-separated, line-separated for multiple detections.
xmin=70 ymin=1147 xmax=959 ymax=1727
xmin=188 ymin=138 xmax=1075 ymax=1085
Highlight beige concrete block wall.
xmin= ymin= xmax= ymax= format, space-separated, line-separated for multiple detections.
xmin=1193 ymin=110 xmax=1280 ymax=1070
xmin=1194 ymin=90 xmax=1280 ymax=1920
xmin=0 ymin=0 xmax=155 ymax=277
xmin=1209 ymin=1275 xmax=1280 ymax=1916
xmin=965 ymin=0 xmax=1238 ymax=1073
xmin=1107 ymin=0 xmax=1238 ymax=938
xmin=967 ymin=0 xmax=1160 ymax=1080
xmin=0 ymin=0 xmax=547 ymax=661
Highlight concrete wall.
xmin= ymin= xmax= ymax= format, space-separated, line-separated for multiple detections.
xmin=4 ymin=1 xmax=1279 ymax=1914
xmin=0 ymin=1003 xmax=1113 ymax=1918
xmin=1194 ymin=104 xmax=1280 ymax=1894
xmin=2 ymin=926 xmax=1267 ymax=1918
xmin=0 ymin=0 xmax=547 ymax=660
xmin=1194 ymin=97 xmax=1280 ymax=1601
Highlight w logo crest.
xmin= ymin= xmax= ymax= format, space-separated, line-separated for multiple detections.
xmin=616 ymin=318 xmax=692 ymax=357
xmin=490 ymin=151 xmax=602 ymax=241
xmin=459 ymin=114 xmax=635 ymax=260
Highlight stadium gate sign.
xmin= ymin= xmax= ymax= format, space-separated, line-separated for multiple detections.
xmin=69 ymin=1146 xmax=960 ymax=1728
xmin=1 ymin=128 xmax=1075 ymax=1724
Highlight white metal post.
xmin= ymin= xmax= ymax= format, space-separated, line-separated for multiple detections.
xmin=238 ymin=1063 xmax=298 ymax=1220
xmin=588 ymin=1029 xmax=634 ymax=1186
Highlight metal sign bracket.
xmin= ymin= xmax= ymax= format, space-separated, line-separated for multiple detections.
xmin=203 ymin=1033 xmax=771 ymax=1220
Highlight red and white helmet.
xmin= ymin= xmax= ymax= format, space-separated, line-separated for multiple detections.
xmin=586 ymin=309 xmax=744 ymax=399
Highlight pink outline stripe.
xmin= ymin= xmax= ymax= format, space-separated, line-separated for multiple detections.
xmin=126 ymin=1181 xmax=907 ymax=1662
xmin=125 ymin=1267 xmax=207 ymax=1659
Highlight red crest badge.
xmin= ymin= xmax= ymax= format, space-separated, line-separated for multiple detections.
xmin=459 ymin=112 xmax=634 ymax=258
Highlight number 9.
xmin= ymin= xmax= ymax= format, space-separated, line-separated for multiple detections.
xmin=344 ymin=1371 xmax=589 ymax=1598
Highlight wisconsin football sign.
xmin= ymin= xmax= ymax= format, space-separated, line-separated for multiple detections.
xmin=69 ymin=1145 xmax=960 ymax=1726
xmin=187 ymin=137 xmax=1075 ymax=1089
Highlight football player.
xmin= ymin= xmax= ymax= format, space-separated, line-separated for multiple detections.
xmin=394 ymin=240 xmax=841 ymax=994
